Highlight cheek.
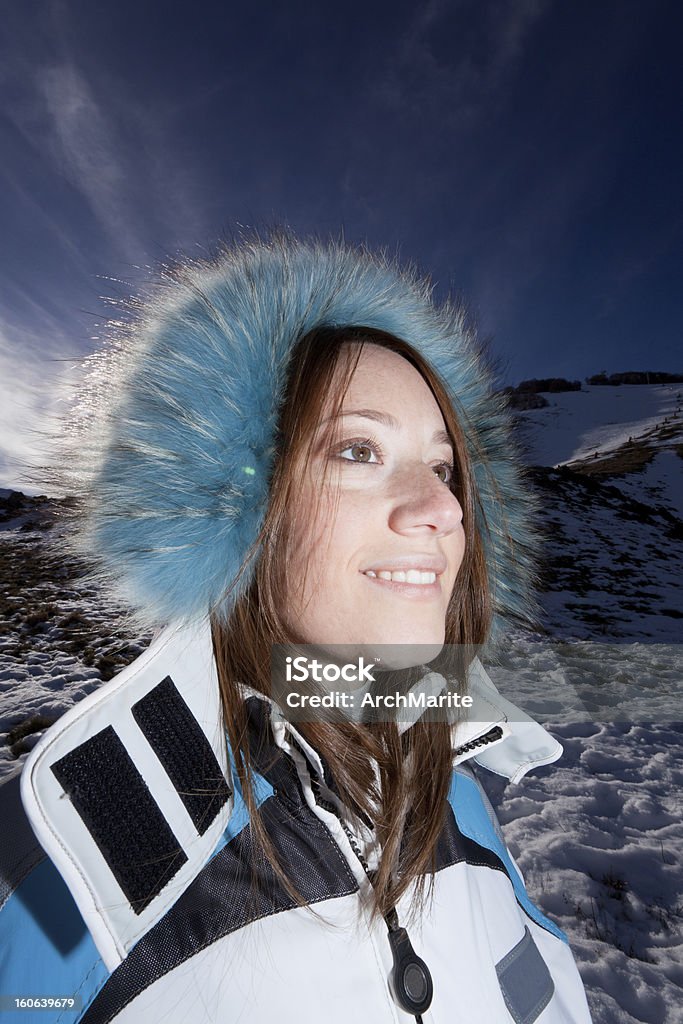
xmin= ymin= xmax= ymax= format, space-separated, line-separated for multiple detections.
xmin=292 ymin=490 xmax=368 ymax=596
xmin=323 ymin=492 xmax=370 ymax=570
xmin=444 ymin=526 xmax=466 ymax=591
xmin=454 ymin=523 xmax=466 ymax=559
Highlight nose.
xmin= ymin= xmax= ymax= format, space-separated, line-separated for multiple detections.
xmin=388 ymin=465 xmax=464 ymax=537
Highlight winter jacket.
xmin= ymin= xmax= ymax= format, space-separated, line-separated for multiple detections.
xmin=0 ymin=616 xmax=593 ymax=1024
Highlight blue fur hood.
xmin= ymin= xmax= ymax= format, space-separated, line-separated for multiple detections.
xmin=66 ymin=232 xmax=539 ymax=636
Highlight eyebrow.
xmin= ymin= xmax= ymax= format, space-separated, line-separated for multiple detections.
xmin=323 ymin=408 xmax=453 ymax=448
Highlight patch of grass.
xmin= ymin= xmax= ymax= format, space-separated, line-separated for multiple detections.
xmin=7 ymin=713 xmax=60 ymax=758
xmin=568 ymin=866 xmax=676 ymax=962
xmin=59 ymin=610 xmax=89 ymax=627
xmin=24 ymin=603 xmax=60 ymax=629
xmin=566 ymin=418 xmax=683 ymax=479
xmin=95 ymin=654 xmax=119 ymax=681
xmin=601 ymin=870 xmax=629 ymax=900
xmin=572 ymin=441 xmax=656 ymax=478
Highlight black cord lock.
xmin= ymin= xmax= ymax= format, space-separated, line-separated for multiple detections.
xmin=387 ymin=924 xmax=434 ymax=1016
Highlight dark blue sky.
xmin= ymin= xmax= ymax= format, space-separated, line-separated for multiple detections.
xmin=1 ymin=0 xmax=682 ymax=485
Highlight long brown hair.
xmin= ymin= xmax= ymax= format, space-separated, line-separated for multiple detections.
xmin=211 ymin=325 xmax=492 ymax=920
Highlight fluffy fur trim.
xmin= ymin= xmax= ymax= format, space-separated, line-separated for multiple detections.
xmin=63 ymin=231 xmax=540 ymax=637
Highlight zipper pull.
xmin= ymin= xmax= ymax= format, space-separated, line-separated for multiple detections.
xmin=385 ymin=912 xmax=433 ymax=1018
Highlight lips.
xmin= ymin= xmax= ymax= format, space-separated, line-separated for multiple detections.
xmin=359 ymin=555 xmax=447 ymax=596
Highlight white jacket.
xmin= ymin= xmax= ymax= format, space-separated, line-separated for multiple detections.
xmin=1 ymin=619 xmax=593 ymax=1023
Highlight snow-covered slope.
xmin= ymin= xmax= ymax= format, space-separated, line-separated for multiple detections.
xmin=609 ymin=448 xmax=683 ymax=521
xmin=527 ymin=466 xmax=682 ymax=642
xmin=512 ymin=381 xmax=682 ymax=642
xmin=517 ymin=382 xmax=682 ymax=474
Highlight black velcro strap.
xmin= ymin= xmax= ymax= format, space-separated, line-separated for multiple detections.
xmin=132 ymin=676 xmax=231 ymax=835
xmin=51 ymin=726 xmax=188 ymax=914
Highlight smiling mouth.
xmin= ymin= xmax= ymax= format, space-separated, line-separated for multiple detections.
xmin=362 ymin=569 xmax=437 ymax=585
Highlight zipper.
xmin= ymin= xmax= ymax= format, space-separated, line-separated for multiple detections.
xmin=309 ymin=775 xmax=433 ymax=1023
xmin=452 ymin=724 xmax=504 ymax=759
xmin=302 ymin=726 xmax=504 ymax=1017
xmin=272 ymin=718 xmax=505 ymax=1020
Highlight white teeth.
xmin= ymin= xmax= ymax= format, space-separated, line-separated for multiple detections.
xmin=364 ymin=570 xmax=437 ymax=585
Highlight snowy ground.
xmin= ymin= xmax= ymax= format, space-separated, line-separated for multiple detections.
xmin=501 ymin=385 xmax=683 ymax=1023
xmin=484 ymin=644 xmax=683 ymax=1024
xmin=516 ymin=383 xmax=683 ymax=468
xmin=1 ymin=381 xmax=681 ymax=1023
xmin=525 ymin=466 xmax=682 ymax=644
xmin=613 ymin=449 xmax=683 ymax=521
xmin=482 ymin=716 xmax=682 ymax=1024
xmin=0 ymin=505 xmax=151 ymax=765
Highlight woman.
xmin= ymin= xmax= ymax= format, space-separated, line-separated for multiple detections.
xmin=1 ymin=234 xmax=592 ymax=1022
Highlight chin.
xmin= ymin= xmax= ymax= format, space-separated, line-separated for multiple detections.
xmin=361 ymin=623 xmax=446 ymax=669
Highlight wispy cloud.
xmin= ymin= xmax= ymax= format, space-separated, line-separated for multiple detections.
xmin=36 ymin=61 xmax=149 ymax=258
xmin=2 ymin=36 xmax=211 ymax=264
xmin=36 ymin=59 xmax=213 ymax=256
xmin=0 ymin=320 xmax=81 ymax=493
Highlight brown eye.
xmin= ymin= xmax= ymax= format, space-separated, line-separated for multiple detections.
xmin=338 ymin=440 xmax=382 ymax=464
xmin=434 ymin=463 xmax=453 ymax=484
xmin=350 ymin=444 xmax=373 ymax=463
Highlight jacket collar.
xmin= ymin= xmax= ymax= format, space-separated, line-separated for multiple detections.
xmin=21 ymin=617 xmax=561 ymax=970
xmin=259 ymin=659 xmax=562 ymax=788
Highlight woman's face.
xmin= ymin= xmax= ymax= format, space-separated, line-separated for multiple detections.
xmin=284 ymin=343 xmax=465 ymax=653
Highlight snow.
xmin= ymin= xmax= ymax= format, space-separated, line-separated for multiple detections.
xmin=483 ymin=714 xmax=683 ymax=1024
xmin=517 ymin=383 xmax=683 ymax=468
xmin=489 ymin=640 xmax=683 ymax=724
xmin=611 ymin=449 xmax=683 ymax=520
xmin=1 ymin=383 xmax=682 ymax=1023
